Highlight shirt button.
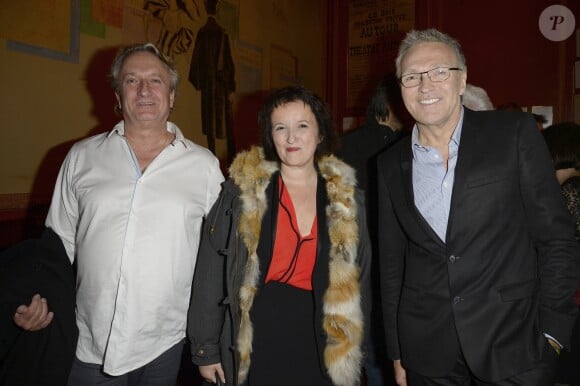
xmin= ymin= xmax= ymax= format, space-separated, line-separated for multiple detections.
xmin=197 ymin=349 xmax=204 ymax=355
xmin=453 ymin=296 xmax=462 ymax=305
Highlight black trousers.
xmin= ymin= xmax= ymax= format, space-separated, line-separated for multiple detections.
xmin=406 ymin=340 xmax=559 ymax=386
xmin=66 ymin=340 xmax=184 ymax=386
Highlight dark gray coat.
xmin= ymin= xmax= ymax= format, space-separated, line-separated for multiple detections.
xmin=188 ymin=148 xmax=371 ymax=386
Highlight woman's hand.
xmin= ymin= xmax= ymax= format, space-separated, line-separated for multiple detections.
xmin=199 ymin=363 xmax=226 ymax=384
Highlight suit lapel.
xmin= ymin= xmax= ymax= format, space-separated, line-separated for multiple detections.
xmin=446 ymin=109 xmax=477 ymax=242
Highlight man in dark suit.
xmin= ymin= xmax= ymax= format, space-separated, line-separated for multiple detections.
xmin=377 ymin=28 xmax=579 ymax=386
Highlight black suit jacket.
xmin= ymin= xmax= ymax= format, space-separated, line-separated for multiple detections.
xmin=377 ymin=109 xmax=579 ymax=381
xmin=0 ymin=228 xmax=77 ymax=386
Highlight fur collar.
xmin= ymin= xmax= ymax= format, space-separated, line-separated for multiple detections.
xmin=230 ymin=146 xmax=363 ymax=386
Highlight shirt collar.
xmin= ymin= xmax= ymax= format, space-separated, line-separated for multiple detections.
xmin=107 ymin=121 xmax=189 ymax=148
xmin=411 ymin=107 xmax=465 ymax=158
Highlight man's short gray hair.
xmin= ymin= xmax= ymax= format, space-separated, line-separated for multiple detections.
xmin=110 ymin=43 xmax=179 ymax=93
xmin=395 ymin=28 xmax=467 ymax=77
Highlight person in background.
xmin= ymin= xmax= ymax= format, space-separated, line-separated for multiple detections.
xmin=497 ymin=102 xmax=548 ymax=130
xmin=461 ymin=83 xmax=493 ymax=111
xmin=542 ymin=122 xmax=580 ymax=386
xmin=337 ymin=75 xmax=405 ymax=386
xmin=378 ymin=28 xmax=579 ymax=386
xmin=188 ymin=85 xmax=371 ymax=386
xmin=495 ymin=101 xmax=521 ymax=112
xmin=45 ymin=43 xmax=224 ymax=385
xmin=543 ymin=122 xmax=580 ymax=239
xmin=534 ymin=113 xmax=548 ymax=130
xmin=338 ymin=75 xmax=405 ymax=191
xmin=1 ymin=228 xmax=77 ymax=385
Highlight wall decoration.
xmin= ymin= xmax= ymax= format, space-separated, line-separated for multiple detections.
xmin=347 ymin=0 xmax=414 ymax=110
xmin=217 ymin=0 xmax=239 ymax=40
xmin=92 ymin=0 xmax=123 ymax=28
xmin=188 ymin=0 xmax=236 ymax=162
xmin=122 ymin=3 xmax=148 ymax=44
xmin=143 ymin=0 xmax=202 ymax=58
xmin=81 ymin=0 xmax=106 ymax=38
xmin=1 ymin=0 xmax=80 ymax=63
xmin=270 ymin=45 xmax=298 ymax=88
xmin=237 ymin=40 xmax=263 ymax=94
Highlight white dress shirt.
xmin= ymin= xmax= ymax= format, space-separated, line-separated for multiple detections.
xmin=411 ymin=109 xmax=464 ymax=241
xmin=45 ymin=121 xmax=224 ymax=375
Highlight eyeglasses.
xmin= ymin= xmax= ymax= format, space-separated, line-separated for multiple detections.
xmin=399 ymin=67 xmax=462 ymax=88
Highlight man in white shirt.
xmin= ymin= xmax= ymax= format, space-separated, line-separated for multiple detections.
xmin=42 ymin=43 xmax=224 ymax=385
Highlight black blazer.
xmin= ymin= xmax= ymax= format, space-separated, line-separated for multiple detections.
xmin=377 ymin=109 xmax=579 ymax=382
xmin=0 ymin=228 xmax=77 ymax=386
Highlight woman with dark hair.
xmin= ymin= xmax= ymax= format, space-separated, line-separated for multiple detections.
xmin=188 ymin=86 xmax=371 ymax=386
xmin=543 ymin=122 xmax=580 ymax=386
xmin=543 ymin=122 xmax=580 ymax=240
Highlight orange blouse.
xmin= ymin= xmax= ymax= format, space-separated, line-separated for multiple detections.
xmin=265 ymin=176 xmax=318 ymax=290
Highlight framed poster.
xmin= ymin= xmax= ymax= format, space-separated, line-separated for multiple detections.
xmin=270 ymin=44 xmax=298 ymax=88
xmin=347 ymin=0 xmax=414 ymax=110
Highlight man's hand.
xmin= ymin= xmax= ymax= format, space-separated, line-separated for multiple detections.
xmin=394 ymin=359 xmax=407 ymax=386
xmin=13 ymin=294 xmax=54 ymax=331
xmin=199 ymin=363 xmax=226 ymax=384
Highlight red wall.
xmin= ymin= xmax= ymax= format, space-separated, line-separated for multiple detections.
xmin=329 ymin=0 xmax=578 ymax=126
xmin=417 ymin=0 xmax=578 ymax=121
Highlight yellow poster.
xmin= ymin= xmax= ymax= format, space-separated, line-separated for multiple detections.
xmin=92 ymin=0 xmax=123 ymax=28
xmin=0 ymin=0 xmax=71 ymax=54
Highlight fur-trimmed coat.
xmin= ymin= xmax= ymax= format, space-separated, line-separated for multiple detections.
xmin=188 ymin=146 xmax=371 ymax=386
